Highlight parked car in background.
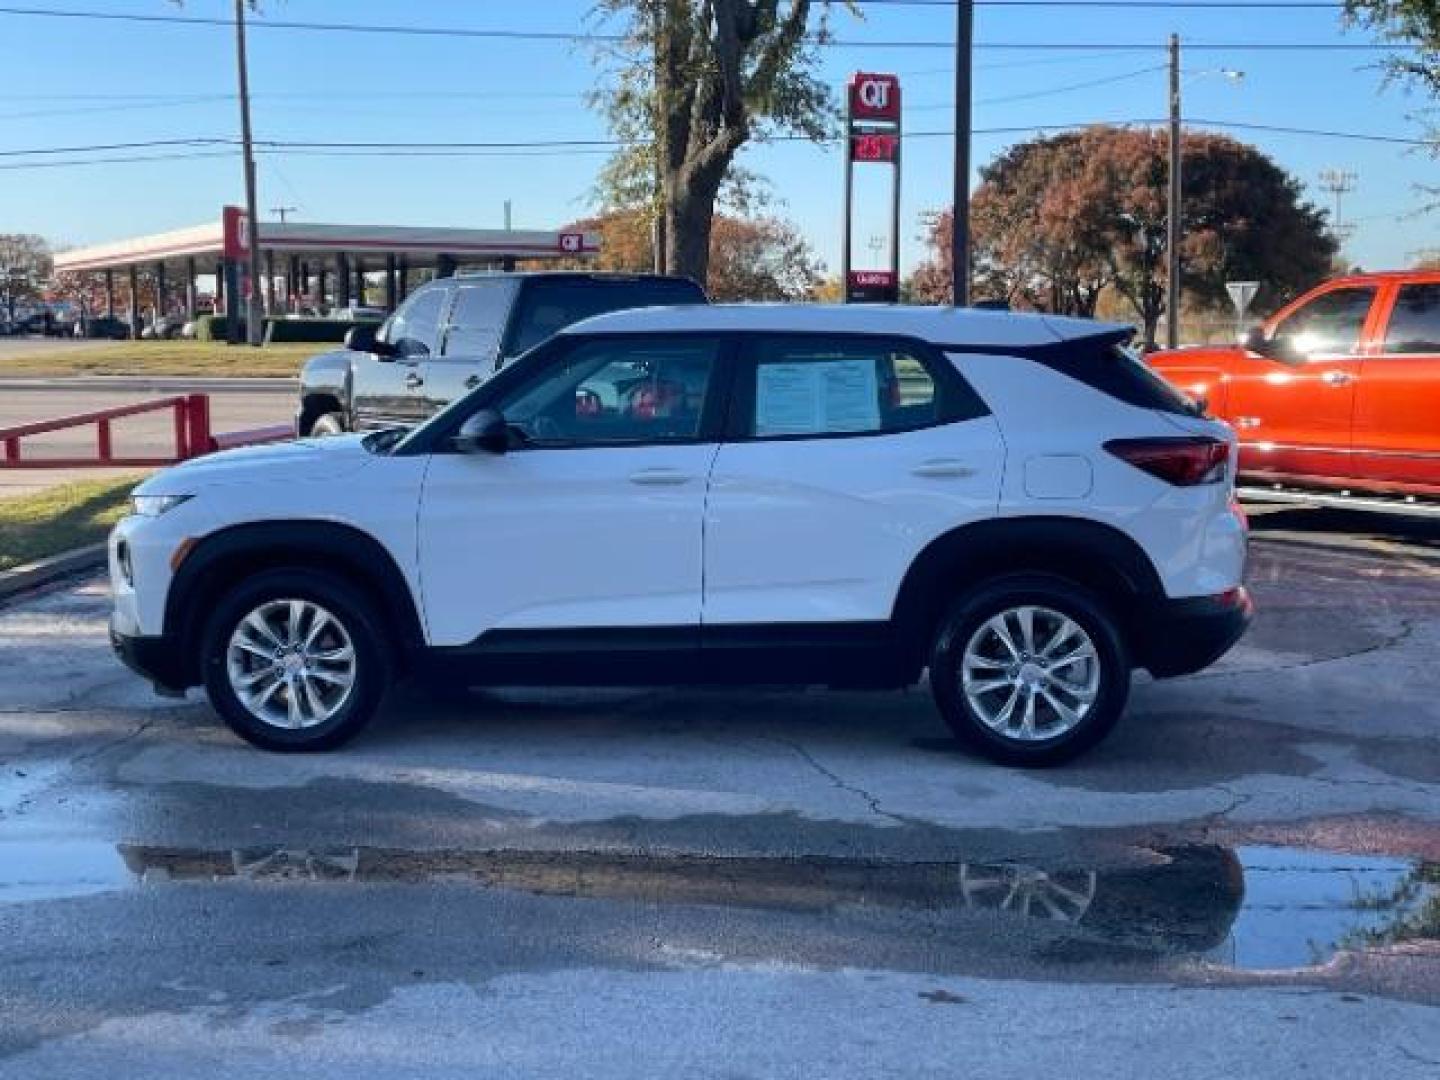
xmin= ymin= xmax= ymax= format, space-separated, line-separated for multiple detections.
xmin=140 ymin=316 xmax=184 ymax=340
xmin=296 ymin=272 xmax=708 ymax=436
xmin=73 ymin=316 xmax=130 ymax=340
xmin=1149 ymin=270 xmax=1440 ymax=498
xmin=332 ymin=304 xmax=389 ymax=322
xmin=112 ymin=305 xmax=1249 ymax=763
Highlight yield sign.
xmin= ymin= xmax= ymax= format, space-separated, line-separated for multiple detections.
xmin=1226 ymin=281 xmax=1260 ymax=320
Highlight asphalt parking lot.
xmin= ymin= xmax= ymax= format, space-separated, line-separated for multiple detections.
xmin=0 ymin=509 xmax=1437 ymax=1077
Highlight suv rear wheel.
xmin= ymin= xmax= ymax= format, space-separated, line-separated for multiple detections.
xmin=200 ymin=570 xmax=391 ymax=751
xmin=929 ymin=574 xmax=1129 ymax=766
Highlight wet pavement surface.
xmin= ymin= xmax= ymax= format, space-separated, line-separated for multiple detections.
xmin=0 ymin=505 xmax=1437 ymax=1077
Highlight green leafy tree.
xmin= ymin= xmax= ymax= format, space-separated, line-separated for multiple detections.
xmin=1344 ymin=0 xmax=1440 ymax=92
xmin=589 ymin=0 xmax=852 ymax=283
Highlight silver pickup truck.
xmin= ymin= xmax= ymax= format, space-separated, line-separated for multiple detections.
xmin=297 ymin=271 xmax=707 ymax=435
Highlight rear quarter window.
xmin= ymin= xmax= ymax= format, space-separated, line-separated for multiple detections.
xmin=1033 ymin=342 xmax=1200 ymax=416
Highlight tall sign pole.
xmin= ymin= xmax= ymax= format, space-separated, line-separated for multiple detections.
xmin=842 ymin=72 xmax=902 ymax=303
xmin=1167 ymin=32 xmax=1182 ymax=350
xmin=951 ymin=0 xmax=974 ymax=307
xmin=235 ymin=0 xmax=263 ymax=346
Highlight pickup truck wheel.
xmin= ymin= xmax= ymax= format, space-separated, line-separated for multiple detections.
xmin=201 ymin=570 xmax=391 ymax=751
xmin=308 ymin=412 xmax=346 ymax=437
xmin=929 ymin=575 xmax=1129 ymax=766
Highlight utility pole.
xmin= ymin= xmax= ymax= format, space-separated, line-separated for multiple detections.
xmin=235 ymin=0 xmax=263 ymax=346
xmin=1318 ymin=168 xmax=1358 ymax=248
xmin=951 ymin=0 xmax=974 ymax=307
xmin=270 ymin=206 xmax=297 ymax=223
xmin=1167 ymin=32 xmax=1182 ymax=350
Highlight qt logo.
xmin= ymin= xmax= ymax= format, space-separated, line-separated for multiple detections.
xmin=850 ymin=73 xmax=900 ymax=121
xmin=558 ymin=232 xmax=584 ymax=253
xmin=858 ymin=79 xmax=891 ymax=111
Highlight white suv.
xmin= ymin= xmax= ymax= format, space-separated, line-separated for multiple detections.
xmin=109 ymin=305 xmax=1251 ymax=765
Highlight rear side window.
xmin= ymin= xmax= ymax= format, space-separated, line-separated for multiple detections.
xmin=1036 ymin=342 xmax=1200 ymax=416
xmin=506 ymin=278 xmax=705 ymax=356
xmin=734 ymin=335 xmax=986 ymax=440
xmin=442 ymin=282 xmax=510 ymax=357
xmin=1382 ymin=283 xmax=1440 ymax=354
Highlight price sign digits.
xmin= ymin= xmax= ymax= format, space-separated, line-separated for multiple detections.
xmin=851 ymin=133 xmax=898 ymax=164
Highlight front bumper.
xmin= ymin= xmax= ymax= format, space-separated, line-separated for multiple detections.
xmin=1135 ymin=586 xmax=1254 ymax=678
xmin=109 ymin=619 xmax=191 ymax=693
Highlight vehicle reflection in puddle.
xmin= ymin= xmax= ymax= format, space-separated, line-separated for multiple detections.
xmin=3 ymin=841 xmax=1433 ymax=972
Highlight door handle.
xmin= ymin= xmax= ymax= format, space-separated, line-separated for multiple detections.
xmin=1234 ymin=416 xmax=1262 ymax=429
xmin=1321 ymin=370 xmax=1353 ymax=386
xmin=628 ymin=469 xmax=693 ymax=486
xmin=405 ymin=373 xmax=424 ymax=389
xmin=911 ymin=459 xmax=976 ymax=479
xmin=464 ymin=374 xmax=482 ymax=390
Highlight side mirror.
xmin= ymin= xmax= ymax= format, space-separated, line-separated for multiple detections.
xmin=345 ymin=324 xmax=395 ymax=358
xmin=452 ymin=408 xmax=510 ymax=455
xmin=1242 ymin=326 xmax=1271 ymax=356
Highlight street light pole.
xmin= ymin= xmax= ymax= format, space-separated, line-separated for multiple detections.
xmin=951 ymin=0 xmax=974 ymax=307
xmin=1167 ymin=32 xmax=1182 ymax=350
xmin=235 ymin=0 xmax=263 ymax=346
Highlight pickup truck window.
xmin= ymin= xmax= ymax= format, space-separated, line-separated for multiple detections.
xmin=383 ymin=287 xmax=446 ymax=358
xmin=506 ymin=278 xmax=705 ymax=356
xmin=1271 ymin=286 xmax=1375 ymax=358
xmin=1381 ymin=283 xmax=1440 ymax=355
xmin=443 ymin=282 xmax=509 ymax=358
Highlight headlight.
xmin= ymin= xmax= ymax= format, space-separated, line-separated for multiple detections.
xmin=132 ymin=494 xmax=192 ymax=517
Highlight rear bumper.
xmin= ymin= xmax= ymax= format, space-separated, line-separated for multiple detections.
xmin=1135 ymin=587 xmax=1253 ymax=678
xmin=110 ymin=620 xmax=191 ymax=692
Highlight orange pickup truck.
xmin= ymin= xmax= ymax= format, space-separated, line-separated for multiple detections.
xmin=1148 ymin=271 xmax=1440 ymax=497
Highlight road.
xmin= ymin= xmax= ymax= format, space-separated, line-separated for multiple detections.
xmin=0 ymin=512 xmax=1436 ymax=1077
xmin=0 ymin=382 xmax=290 ymax=499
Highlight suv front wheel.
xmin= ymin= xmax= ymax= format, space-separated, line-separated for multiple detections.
xmin=200 ymin=570 xmax=392 ymax=751
xmin=929 ymin=574 xmax=1130 ymax=766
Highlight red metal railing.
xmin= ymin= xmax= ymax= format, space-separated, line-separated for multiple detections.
xmin=0 ymin=394 xmax=292 ymax=469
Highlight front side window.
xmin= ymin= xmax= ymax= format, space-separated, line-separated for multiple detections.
xmin=443 ymin=282 xmax=510 ymax=358
xmin=739 ymin=336 xmax=942 ymax=439
xmin=1382 ymin=283 xmax=1440 ymax=355
xmin=1270 ymin=287 xmax=1375 ymax=359
xmin=493 ymin=335 xmax=719 ymax=446
xmin=381 ymin=287 xmax=446 ymax=358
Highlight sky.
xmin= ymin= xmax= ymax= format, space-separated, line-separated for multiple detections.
xmin=0 ymin=0 xmax=1435 ymax=280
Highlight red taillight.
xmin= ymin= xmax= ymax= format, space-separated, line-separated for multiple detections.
xmin=1105 ymin=437 xmax=1229 ymax=486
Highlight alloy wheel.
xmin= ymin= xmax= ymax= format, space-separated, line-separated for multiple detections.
xmin=225 ymin=599 xmax=357 ymax=730
xmin=960 ymin=605 xmax=1101 ymax=742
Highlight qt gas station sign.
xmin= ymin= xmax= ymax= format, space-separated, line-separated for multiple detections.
xmin=843 ymin=72 xmax=901 ymax=304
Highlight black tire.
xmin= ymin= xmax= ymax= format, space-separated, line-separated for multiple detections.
xmin=308 ymin=412 xmax=346 ymax=437
xmin=200 ymin=569 xmax=391 ymax=752
xmin=929 ymin=573 xmax=1130 ymax=766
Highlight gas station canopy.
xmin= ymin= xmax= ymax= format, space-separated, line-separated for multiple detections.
xmin=52 ymin=206 xmax=601 ymax=333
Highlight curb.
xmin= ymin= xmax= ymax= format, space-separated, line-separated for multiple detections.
xmin=0 ymin=377 xmax=296 ymax=393
xmin=0 ymin=543 xmax=107 ymax=604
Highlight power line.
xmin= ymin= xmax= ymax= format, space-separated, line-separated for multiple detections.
xmin=0 ymin=5 xmax=1407 ymax=50
xmin=0 ymin=119 xmax=1427 ymax=171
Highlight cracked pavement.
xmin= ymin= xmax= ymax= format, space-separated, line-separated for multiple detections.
xmin=0 ymin=511 xmax=1437 ymax=1077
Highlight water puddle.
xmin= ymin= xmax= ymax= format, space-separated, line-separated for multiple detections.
xmin=1 ymin=840 xmax=1433 ymax=971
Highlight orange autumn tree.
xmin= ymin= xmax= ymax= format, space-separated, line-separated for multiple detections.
xmin=913 ymin=126 xmax=1336 ymax=347
xmin=566 ymin=208 xmax=823 ymax=301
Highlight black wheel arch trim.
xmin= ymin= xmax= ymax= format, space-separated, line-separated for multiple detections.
xmin=164 ymin=520 xmax=426 ymax=683
xmin=889 ymin=515 xmax=1167 ymax=674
